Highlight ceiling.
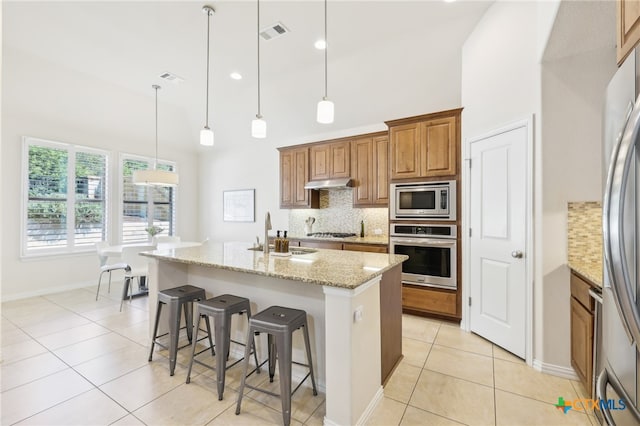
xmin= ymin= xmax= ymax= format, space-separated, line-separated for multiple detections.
xmin=3 ymin=1 xmax=493 ymax=150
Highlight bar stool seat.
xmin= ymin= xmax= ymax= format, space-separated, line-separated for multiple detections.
xmin=185 ymin=294 xmax=260 ymax=400
xmin=235 ymin=305 xmax=318 ymax=426
xmin=148 ymin=285 xmax=211 ymax=376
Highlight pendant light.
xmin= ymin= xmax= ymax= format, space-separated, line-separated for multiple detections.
xmin=251 ymin=0 xmax=266 ymax=138
xmin=133 ymin=85 xmax=179 ymax=187
xmin=316 ymin=0 xmax=334 ymax=124
xmin=200 ymin=5 xmax=215 ymax=146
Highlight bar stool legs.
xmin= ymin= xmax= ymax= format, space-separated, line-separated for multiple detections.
xmin=236 ymin=306 xmax=317 ymax=426
xmin=185 ymin=294 xmax=260 ymax=401
xmin=148 ymin=285 xmax=208 ymax=376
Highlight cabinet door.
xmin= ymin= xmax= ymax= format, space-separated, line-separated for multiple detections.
xmin=293 ymin=148 xmax=311 ymax=206
xmin=280 ymin=150 xmax=295 ymax=207
xmin=343 ymin=243 xmax=388 ymax=253
xmin=310 ymin=144 xmax=330 ymax=180
xmin=280 ymin=147 xmax=318 ymax=209
xmin=390 ymin=123 xmax=421 ymax=179
xmin=570 ymin=297 xmax=594 ymax=392
xmin=300 ymin=240 xmax=343 ymax=250
xmin=330 ymin=141 xmax=351 ymax=178
xmin=421 ymin=116 xmax=456 ymax=177
xmin=373 ymin=135 xmax=389 ymax=205
xmin=402 ymin=285 xmax=457 ymax=317
xmin=352 ymin=137 xmax=374 ymax=205
xmin=618 ymin=0 xmax=640 ymax=65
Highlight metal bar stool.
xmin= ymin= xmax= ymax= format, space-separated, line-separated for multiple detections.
xmin=148 ymin=285 xmax=212 ymax=376
xmin=235 ymin=305 xmax=318 ymax=426
xmin=185 ymin=294 xmax=261 ymax=400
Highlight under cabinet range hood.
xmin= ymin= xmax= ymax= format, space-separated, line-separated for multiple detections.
xmin=304 ymin=178 xmax=353 ymax=190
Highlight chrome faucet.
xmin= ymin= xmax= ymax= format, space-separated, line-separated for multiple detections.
xmin=264 ymin=211 xmax=272 ymax=255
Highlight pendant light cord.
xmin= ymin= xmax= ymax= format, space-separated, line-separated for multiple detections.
xmin=205 ymin=9 xmax=211 ymax=127
xmin=153 ymin=84 xmax=160 ymax=168
xmin=324 ymin=0 xmax=328 ymax=99
xmin=257 ymin=0 xmax=261 ymax=118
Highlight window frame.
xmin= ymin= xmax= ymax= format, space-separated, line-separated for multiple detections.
xmin=21 ymin=136 xmax=110 ymax=258
xmin=118 ymin=152 xmax=177 ymax=244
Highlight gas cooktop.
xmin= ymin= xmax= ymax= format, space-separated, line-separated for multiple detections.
xmin=306 ymin=232 xmax=357 ymax=239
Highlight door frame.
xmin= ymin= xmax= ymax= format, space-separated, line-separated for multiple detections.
xmin=461 ymin=116 xmax=534 ymax=366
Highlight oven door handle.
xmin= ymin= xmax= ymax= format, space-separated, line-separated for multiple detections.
xmin=390 ymin=238 xmax=456 ymax=246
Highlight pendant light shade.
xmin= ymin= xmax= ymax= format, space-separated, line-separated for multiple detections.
xmin=317 ymin=0 xmax=334 ymax=124
xmin=252 ymin=0 xmax=266 ymax=138
xmin=251 ymin=115 xmax=267 ymax=138
xmin=133 ymin=85 xmax=179 ymax=187
xmin=132 ymin=169 xmax=179 ymax=186
xmin=200 ymin=5 xmax=215 ymax=146
xmin=200 ymin=126 xmax=214 ymax=146
xmin=316 ymin=98 xmax=334 ymax=124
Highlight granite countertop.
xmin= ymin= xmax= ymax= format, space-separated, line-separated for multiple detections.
xmin=141 ymin=241 xmax=407 ymax=290
xmin=568 ymin=260 xmax=603 ymax=288
xmin=288 ymin=235 xmax=389 ymax=245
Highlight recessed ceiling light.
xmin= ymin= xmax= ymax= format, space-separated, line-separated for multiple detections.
xmin=444 ymin=0 xmax=456 ymax=3
xmin=230 ymin=72 xmax=242 ymax=80
xmin=314 ymin=39 xmax=326 ymax=50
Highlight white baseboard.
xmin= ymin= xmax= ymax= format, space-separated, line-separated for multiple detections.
xmin=533 ymin=359 xmax=579 ymax=381
xmin=2 ymin=279 xmax=96 ymax=302
xmin=356 ymin=386 xmax=384 ymax=425
xmin=323 ymin=386 xmax=383 ymax=426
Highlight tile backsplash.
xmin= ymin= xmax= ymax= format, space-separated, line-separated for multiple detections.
xmin=567 ymin=201 xmax=602 ymax=270
xmin=288 ymin=189 xmax=389 ymax=237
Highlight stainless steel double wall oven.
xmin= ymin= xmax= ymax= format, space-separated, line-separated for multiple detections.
xmin=389 ymin=180 xmax=458 ymax=291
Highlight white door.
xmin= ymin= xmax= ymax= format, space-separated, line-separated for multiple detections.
xmin=469 ymin=123 xmax=528 ymax=358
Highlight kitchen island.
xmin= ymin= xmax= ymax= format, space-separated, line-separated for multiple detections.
xmin=142 ymin=241 xmax=407 ymax=426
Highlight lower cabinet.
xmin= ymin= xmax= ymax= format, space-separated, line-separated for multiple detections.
xmin=343 ymin=243 xmax=388 ymax=253
xmin=300 ymin=240 xmax=343 ymax=250
xmin=402 ymin=285 xmax=458 ymax=318
xmin=570 ymin=271 xmax=595 ymax=393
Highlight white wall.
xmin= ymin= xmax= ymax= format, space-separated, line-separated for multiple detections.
xmin=462 ymin=0 xmax=615 ymax=369
xmin=199 ymin=28 xmax=466 ymax=243
xmin=1 ymin=48 xmax=200 ymax=300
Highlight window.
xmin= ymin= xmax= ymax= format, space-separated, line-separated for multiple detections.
xmin=121 ymin=155 xmax=176 ymax=243
xmin=23 ymin=137 xmax=108 ymax=256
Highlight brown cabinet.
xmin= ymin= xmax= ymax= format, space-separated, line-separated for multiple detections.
xmin=570 ymin=271 xmax=595 ymax=393
xmin=300 ymin=240 xmax=343 ymax=250
xmin=351 ymin=133 xmax=389 ymax=206
xmin=402 ymin=285 xmax=457 ymax=317
xmin=618 ymin=0 xmax=640 ymax=65
xmin=343 ymin=243 xmax=388 ymax=253
xmin=310 ymin=141 xmax=351 ymax=180
xmin=279 ymin=147 xmax=319 ymax=209
xmin=387 ymin=109 xmax=461 ymax=180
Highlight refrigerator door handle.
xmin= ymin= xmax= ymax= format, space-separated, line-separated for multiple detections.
xmin=603 ymin=96 xmax=640 ymax=345
xmin=596 ymin=368 xmax=640 ymax=425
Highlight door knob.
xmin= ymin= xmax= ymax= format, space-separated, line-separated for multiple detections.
xmin=511 ymin=250 xmax=523 ymax=259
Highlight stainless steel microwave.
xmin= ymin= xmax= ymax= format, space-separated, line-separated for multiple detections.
xmin=390 ymin=180 xmax=456 ymax=220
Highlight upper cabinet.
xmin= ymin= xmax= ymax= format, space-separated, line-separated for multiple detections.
xmin=618 ymin=0 xmax=640 ymax=65
xmin=387 ymin=108 xmax=461 ymax=180
xmin=310 ymin=141 xmax=351 ymax=180
xmin=279 ymin=146 xmax=319 ymax=209
xmin=352 ymin=133 xmax=389 ymax=206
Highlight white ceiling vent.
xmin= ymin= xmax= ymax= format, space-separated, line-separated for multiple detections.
xmin=260 ymin=22 xmax=290 ymax=41
xmin=159 ymin=71 xmax=184 ymax=84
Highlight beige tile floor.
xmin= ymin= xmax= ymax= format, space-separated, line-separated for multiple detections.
xmin=1 ymin=283 xmax=596 ymax=425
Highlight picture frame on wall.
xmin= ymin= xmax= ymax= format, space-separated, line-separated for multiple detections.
xmin=223 ymin=189 xmax=255 ymax=222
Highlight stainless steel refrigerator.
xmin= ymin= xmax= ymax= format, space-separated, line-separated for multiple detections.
xmin=599 ymin=47 xmax=640 ymax=425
